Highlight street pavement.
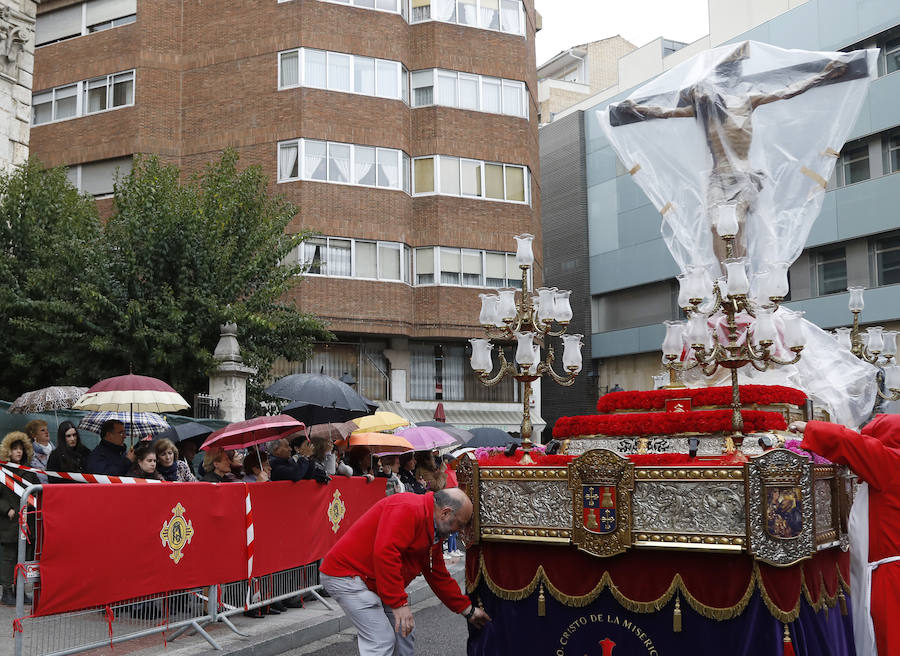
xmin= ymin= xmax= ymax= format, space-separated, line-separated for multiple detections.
xmin=277 ymin=588 xmax=469 ymax=655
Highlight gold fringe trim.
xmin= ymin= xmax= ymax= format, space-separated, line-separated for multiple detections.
xmin=469 ymin=552 xmax=849 ymax=622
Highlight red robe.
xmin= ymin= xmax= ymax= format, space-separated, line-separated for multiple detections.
xmin=320 ymin=491 xmax=470 ymax=613
xmin=802 ymin=417 xmax=900 ymax=656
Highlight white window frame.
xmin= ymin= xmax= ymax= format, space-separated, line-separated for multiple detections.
xmin=36 ymin=0 xmax=137 ymax=47
xmin=412 ymin=247 xmax=522 ymax=288
xmin=409 ymin=68 xmax=527 ymax=118
xmin=412 ymin=154 xmax=529 ymax=204
xmin=277 ymin=138 xmax=411 ymax=194
xmin=295 ymin=235 xmax=411 ymax=284
xmin=317 ymin=0 xmax=405 ymax=16
xmin=31 ymin=69 xmax=136 ymax=126
xmin=278 ymin=47 xmax=407 ymax=104
xmin=65 ymin=156 xmax=133 ymax=198
xmin=407 ymin=0 xmax=525 ymax=37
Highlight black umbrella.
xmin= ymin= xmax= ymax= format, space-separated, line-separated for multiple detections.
xmin=281 ymin=401 xmax=370 ymax=426
xmin=266 ymin=373 xmax=372 ymax=408
xmin=467 ymin=427 xmax=521 ymax=448
xmin=152 ymin=421 xmax=215 ymax=444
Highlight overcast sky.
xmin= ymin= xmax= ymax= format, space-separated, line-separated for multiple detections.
xmin=533 ymin=0 xmax=710 ymax=66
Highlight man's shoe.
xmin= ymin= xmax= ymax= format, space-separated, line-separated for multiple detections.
xmin=283 ymin=597 xmax=304 ymax=609
xmin=243 ymin=608 xmax=265 ymax=618
xmin=264 ymin=605 xmax=282 ymax=615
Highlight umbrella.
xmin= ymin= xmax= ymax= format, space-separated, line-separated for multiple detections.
xmin=281 ymin=401 xmax=370 ymax=426
xmin=467 ymin=427 xmax=520 ymax=448
xmin=78 ymin=411 xmax=170 ymax=440
xmin=74 ymin=374 xmax=190 ymax=413
xmin=339 ymin=432 xmax=413 ymax=454
xmin=151 ymin=422 xmax=216 ymax=444
xmin=306 ymin=421 xmax=359 ymax=441
xmin=352 ymin=411 xmax=410 ymax=434
xmin=433 ymin=402 xmax=446 ymax=422
xmin=414 ymin=421 xmax=474 ymax=444
xmin=201 ymin=415 xmax=304 ymax=451
xmin=265 ymin=373 xmax=372 ymax=410
xmin=8 ymin=386 xmax=88 ymax=414
xmin=394 ymin=426 xmax=458 ymax=451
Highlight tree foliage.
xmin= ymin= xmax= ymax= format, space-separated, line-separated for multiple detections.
xmin=0 ymin=150 xmax=331 ymax=410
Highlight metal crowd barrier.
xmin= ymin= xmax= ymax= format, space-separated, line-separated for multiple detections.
xmin=13 ymin=485 xmax=332 ymax=656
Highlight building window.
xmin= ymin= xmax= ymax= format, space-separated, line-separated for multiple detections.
xmin=838 ymin=141 xmax=870 ymax=186
xmin=414 ymin=247 xmax=520 ymax=287
xmin=813 ymin=246 xmax=847 ymax=296
xmin=36 ymin=0 xmax=136 ymax=47
xmin=881 ymin=32 xmax=900 ymax=76
xmin=873 ymin=234 xmax=900 ymax=286
xmin=413 ymin=155 xmax=529 ymax=204
xmin=278 ymin=139 xmax=411 ymax=194
xmin=65 ymin=156 xmax=133 ymax=197
xmin=409 ymin=0 xmax=524 ymax=36
xmin=318 ymin=0 xmax=406 ymax=18
xmin=289 ymin=236 xmax=411 ymax=283
xmin=32 ymin=70 xmax=135 ymax=126
xmin=279 ymin=48 xmax=408 ymax=102
xmin=883 ymin=128 xmax=900 ymax=174
xmin=410 ymin=68 xmax=527 ymax=118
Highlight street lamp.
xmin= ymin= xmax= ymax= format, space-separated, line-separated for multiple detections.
xmin=470 ymin=233 xmax=582 ymax=464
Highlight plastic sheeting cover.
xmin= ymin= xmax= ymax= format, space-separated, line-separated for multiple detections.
xmin=598 ymin=41 xmax=879 ymax=428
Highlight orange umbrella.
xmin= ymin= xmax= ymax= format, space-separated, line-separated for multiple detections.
xmin=338 ymin=432 xmax=413 ymax=454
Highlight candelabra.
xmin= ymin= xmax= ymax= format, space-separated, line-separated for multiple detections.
xmin=470 ymin=234 xmax=583 ymax=464
xmin=662 ymin=213 xmax=807 ymax=451
xmin=832 ymin=286 xmax=900 ymax=402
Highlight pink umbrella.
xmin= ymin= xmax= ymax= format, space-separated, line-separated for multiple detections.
xmin=201 ymin=415 xmax=305 ymax=451
xmin=394 ymin=426 xmax=457 ymax=451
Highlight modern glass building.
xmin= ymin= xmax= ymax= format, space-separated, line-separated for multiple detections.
xmin=541 ymin=0 xmax=900 ymax=412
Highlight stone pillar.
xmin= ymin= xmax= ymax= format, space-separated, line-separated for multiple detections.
xmin=208 ymin=323 xmax=257 ymax=423
xmin=0 ymin=1 xmax=37 ymax=173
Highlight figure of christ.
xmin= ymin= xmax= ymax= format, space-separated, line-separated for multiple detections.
xmin=609 ymin=43 xmax=854 ymax=264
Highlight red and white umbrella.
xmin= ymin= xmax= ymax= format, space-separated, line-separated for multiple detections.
xmin=74 ymin=374 xmax=190 ymax=413
xmin=201 ymin=415 xmax=305 ymax=452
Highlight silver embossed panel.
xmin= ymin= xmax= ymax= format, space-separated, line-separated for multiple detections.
xmin=815 ymin=479 xmax=833 ymax=533
xmin=633 ymin=480 xmax=745 ymax=535
xmin=479 ymin=480 xmax=571 ymax=528
xmin=567 ymin=437 xmax=724 ymax=456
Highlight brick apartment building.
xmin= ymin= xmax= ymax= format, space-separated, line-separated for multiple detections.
xmin=30 ymin=0 xmax=543 ymax=433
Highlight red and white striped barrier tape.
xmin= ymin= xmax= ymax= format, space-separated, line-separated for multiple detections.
xmin=0 ymin=460 xmax=163 ymax=485
xmin=0 ymin=469 xmax=36 ymax=507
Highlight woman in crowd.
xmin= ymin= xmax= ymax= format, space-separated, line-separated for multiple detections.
xmin=155 ymin=439 xmax=196 ymax=482
xmin=46 ymin=422 xmax=90 ymax=480
xmin=1 ymin=431 xmax=38 ymax=605
xmin=344 ymin=446 xmax=375 ymax=482
xmin=415 ymin=450 xmax=447 ymax=492
xmin=24 ymin=419 xmax=52 ymax=484
xmin=398 ymin=452 xmax=427 ymax=494
xmin=242 ymin=450 xmax=271 ymax=482
xmin=127 ymin=443 xmax=163 ymax=480
xmin=306 ymin=438 xmax=337 ymax=483
xmin=375 ymin=454 xmax=404 ymax=496
xmin=200 ymin=448 xmax=239 ymax=482
xmin=269 ymin=438 xmax=309 ymax=481
xmin=179 ymin=439 xmax=200 ymax=476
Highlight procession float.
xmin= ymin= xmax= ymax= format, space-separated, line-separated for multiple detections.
xmin=463 ymin=41 xmax=885 ymax=655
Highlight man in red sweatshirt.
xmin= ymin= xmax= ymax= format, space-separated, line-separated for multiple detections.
xmin=320 ymin=487 xmax=490 ymax=655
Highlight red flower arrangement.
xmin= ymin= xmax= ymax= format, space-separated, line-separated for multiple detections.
xmin=595 ymin=385 xmax=807 ymax=413
xmin=475 ymin=451 xmax=741 ymax=467
xmin=552 ymin=409 xmax=787 ymax=439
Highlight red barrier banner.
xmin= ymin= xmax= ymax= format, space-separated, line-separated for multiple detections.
xmin=34 ymin=478 xmax=385 ymax=616
xmin=248 ymin=478 xmax=385 ymax=577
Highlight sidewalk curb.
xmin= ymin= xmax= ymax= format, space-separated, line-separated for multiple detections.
xmin=216 ymin=562 xmax=466 ymax=656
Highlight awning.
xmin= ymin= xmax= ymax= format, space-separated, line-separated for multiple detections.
xmin=377 ymin=400 xmax=545 ymax=436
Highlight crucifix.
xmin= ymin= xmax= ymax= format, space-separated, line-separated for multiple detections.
xmin=608 ymin=42 xmax=867 ymax=265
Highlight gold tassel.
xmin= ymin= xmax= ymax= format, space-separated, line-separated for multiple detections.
xmin=839 ymin=590 xmax=848 ymax=616
xmin=673 ymin=595 xmax=682 ymax=632
xmin=538 ymin=583 xmax=546 ymax=617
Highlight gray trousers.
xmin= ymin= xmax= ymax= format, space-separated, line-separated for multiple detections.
xmin=320 ymin=573 xmax=415 ymax=656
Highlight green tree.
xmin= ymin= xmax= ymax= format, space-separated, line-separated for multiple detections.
xmin=0 ymin=151 xmax=332 ymax=411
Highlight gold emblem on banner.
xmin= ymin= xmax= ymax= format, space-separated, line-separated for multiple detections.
xmin=327 ymin=490 xmax=346 ymax=533
xmin=159 ymin=502 xmax=195 ymax=564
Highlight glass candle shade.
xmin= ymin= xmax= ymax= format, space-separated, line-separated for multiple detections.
xmin=514 ymin=233 xmax=535 ymax=266
xmin=536 ymin=287 xmax=557 ymax=323
xmin=881 ymin=330 xmax=898 ymax=359
xmin=764 ymin=262 xmax=790 ymax=300
xmin=884 ymin=364 xmax=900 ymax=391
xmin=526 ymin=344 xmax=541 ymax=374
xmin=715 ymin=204 xmax=739 ymax=237
xmin=479 ymin=293 xmax=499 ymax=326
xmin=867 ymin=326 xmax=885 ymax=354
xmin=662 ymin=320 xmax=686 ymax=358
xmin=676 ymin=274 xmax=691 ymax=309
xmin=687 ymin=313 xmax=709 ymax=348
xmin=469 ymin=338 xmax=493 ymax=372
xmin=752 ymin=307 xmax=777 ymax=344
xmin=497 ymin=288 xmax=518 ymax=323
xmin=561 ymin=334 xmax=583 ymax=373
xmin=781 ymin=310 xmax=806 ymax=348
xmin=515 ymin=332 xmax=537 ymax=367
xmin=554 ymin=290 xmax=573 ymax=322
xmin=848 ymin=286 xmax=865 ymax=312
xmin=834 ymin=327 xmax=852 ymax=351
xmin=724 ymin=258 xmax=750 ymax=296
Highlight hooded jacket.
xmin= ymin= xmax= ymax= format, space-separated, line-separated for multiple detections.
xmin=0 ymin=432 xmax=39 ymax=543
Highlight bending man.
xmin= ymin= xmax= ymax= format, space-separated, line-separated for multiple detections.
xmin=320 ymin=487 xmax=490 ymax=655
xmin=789 ymin=416 xmax=900 ymax=656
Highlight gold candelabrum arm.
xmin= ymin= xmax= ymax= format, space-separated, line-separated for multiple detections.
xmin=475 ymin=347 xmax=516 ymax=386
xmin=537 ymin=346 xmax=579 ymax=386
